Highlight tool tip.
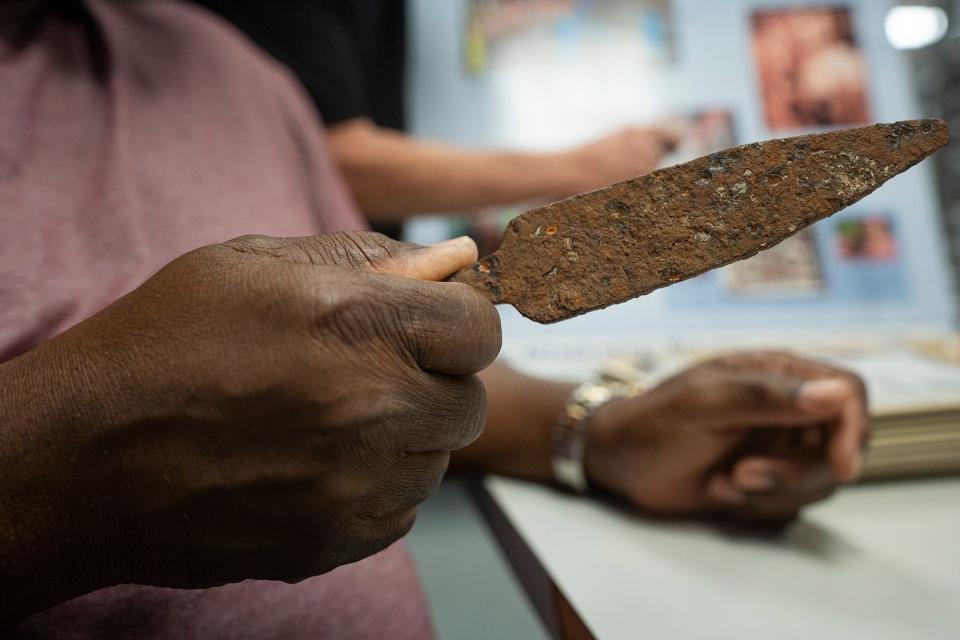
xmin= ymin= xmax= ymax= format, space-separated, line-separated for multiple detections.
xmin=897 ymin=118 xmax=949 ymax=149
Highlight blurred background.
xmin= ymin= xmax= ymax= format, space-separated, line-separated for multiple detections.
xmin=393 ymin=2 xmax=960 ymax=638
xmin=406 ymin=0 xmax=957 ymax=354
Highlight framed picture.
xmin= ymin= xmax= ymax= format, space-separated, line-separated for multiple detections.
xmin=752 ymin=6 xmax=871 ymax=130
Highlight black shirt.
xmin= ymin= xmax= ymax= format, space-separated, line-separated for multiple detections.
xmin=192 ymin=0 xmax=407 ymax=131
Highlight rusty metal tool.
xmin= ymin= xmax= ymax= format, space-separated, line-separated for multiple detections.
xmin=449 ymin=119 xmax=949 ymax=323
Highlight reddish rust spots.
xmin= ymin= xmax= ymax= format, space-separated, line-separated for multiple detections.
xmin=449 ymin=119 xmax=949 ymax=323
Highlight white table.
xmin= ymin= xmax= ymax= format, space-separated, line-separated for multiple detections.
xmin=476 ymin=476 xmax=960 ymax=640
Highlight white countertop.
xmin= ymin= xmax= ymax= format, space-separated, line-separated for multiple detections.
xmin=484 ymin=476 xmax=960 ymax=640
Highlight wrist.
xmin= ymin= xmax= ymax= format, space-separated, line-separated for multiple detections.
xmin=585 ymin=391 xmax=679 ymax=511
xmin=0 ymin=338 xmax=128 ymax=623
xmin=455 ymin=365 xmax=575 ymax=481
xmin=551 ymin=379 xmax=644 ymax=493
xmin=582 ymin=396 xmax=631 ymax=490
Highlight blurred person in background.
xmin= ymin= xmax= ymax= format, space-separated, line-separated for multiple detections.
xmin=1 ymin=1 xmax=867 ymax=638
xmin=191 ymin=0 xmax=684 ymax=239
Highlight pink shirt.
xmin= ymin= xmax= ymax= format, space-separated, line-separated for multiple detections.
xmin=2 ymin=1 xmax=433 ymax=637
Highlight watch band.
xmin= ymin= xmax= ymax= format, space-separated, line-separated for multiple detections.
xmin=550 ymin=379 xmax=644 ymax=492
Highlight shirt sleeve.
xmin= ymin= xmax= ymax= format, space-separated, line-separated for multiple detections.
xmin=189 ymin=0 xmax=369 ymax=125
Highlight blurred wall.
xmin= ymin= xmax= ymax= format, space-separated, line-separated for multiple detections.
xmin=908 ymin=0 xmax=960 ymax=304
xmin=407 ymin=0 xmax=958 ymax=352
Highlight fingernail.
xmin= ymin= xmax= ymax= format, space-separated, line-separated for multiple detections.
xmin=797 ymin=378 xmax=848 ymax=411
xmin=431 ymin=236 xmax=474 ymax=249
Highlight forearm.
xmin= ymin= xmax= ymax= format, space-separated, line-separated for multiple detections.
xmin=451 ymin=361 xmax=575 ymax=481
xmin=0 ymin=341 xmax=118 ymax=626
xmin=327 ymin=119 xmax=588 ymax=221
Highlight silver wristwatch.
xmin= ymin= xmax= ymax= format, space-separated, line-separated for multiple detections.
xmin=550 ymin=379 xmax=644 ymax=492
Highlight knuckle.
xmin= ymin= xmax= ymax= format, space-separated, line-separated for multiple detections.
xmin=405 ymin=282 xmax=502 ymax=373
xmin=312 ymin=274 xmax=407 ymax=348
xmin=173 ymin=243 xmax=233 ymax=271
xmin=358 ymin=508 xmax=419 ymax=558
xmin=322 ymin=231 xmax=401 ymax=270
xmin=388 ymin=507 xmax=419 ymax=540
xmin=453 ymin=285 xmax=503 ymax=367
xmin=695 ymin=372 xmax=777 ymax=411
xmin=221 ymin=231 xmax=405 ymax=270
xmin=161 ymin=244 xmax=265 ymax=304
xmin=220 ymin=234 xmax=281 ymax=256
xmin=455 ymin=375 xmax=488 ymax=446
xmin=416 ymin=376 xmax=487 ymax=449
xmin=419 ymin=375 xmax=487 ymax=449
xmin=396 ymin=455 xmax=449 ymax=505
xmin=737 ymin=378 xmax=776 ymax=408
xmin=686 ymin=370 xmax=729 ymax=407
xmin=762 ymin=349 xmax=798 ymax=362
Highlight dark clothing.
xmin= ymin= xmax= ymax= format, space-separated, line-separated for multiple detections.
xmin=191 ymin=0 xmax=407 ymax=131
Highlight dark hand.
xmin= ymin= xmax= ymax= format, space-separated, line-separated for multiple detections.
xmin=584 ymin=352 xmax=868 ymax=521
xmin=1 ymin=232 xmax=500 ymax=620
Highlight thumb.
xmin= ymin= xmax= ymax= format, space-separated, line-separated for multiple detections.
xmin=796 ymin=377 xmax=868 ymax=482
xmin=221 ymin=232 xmax=478 ymax=282
xmin=374 ymin=236 xmax=479 ymax=281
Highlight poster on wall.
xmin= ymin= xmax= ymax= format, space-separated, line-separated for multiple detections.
xmin=834 ymin=214 xmax=898 ymax=261
xmin=752 ymin=6 xmax=871 ymax=130
xmin=721 ymin=230 xmax=825 ymax=296
xmin=464 ymin=0 xmax=674 ymax=75
xmin=666 ymin=211 xmax=910 ymax=309
xmin=409 ymin=0 xmax=957 ymax=333
xmin=829 ymin=213 xmax=908 ymax=302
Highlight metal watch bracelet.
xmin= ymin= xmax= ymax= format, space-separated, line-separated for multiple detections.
xmin=550 ymin=379 xmax=644 ymax=492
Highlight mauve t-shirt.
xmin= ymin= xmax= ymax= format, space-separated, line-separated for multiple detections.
xmin=1 ymin=0 xmax=434 ymax=637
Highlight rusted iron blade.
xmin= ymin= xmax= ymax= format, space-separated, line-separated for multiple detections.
xmin=449 ymin=119 xmax=949 ymax=323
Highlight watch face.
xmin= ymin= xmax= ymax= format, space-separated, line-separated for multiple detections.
xmin=575 ymin=383 xmax=614 ymax=407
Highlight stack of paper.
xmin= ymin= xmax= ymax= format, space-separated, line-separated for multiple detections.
xmin=865 ymin=407 xmax=960 ymax=479
xmin=843 ymin=350 xmax=960 ymax=480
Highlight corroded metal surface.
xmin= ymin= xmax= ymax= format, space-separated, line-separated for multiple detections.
xmin=450 ymin=119 xmax=949 ymax=323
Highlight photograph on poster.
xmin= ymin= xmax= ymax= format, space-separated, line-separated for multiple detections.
xmin=464 ymin=0 xmax=673 ymax=74
xmin=721 ymin=230 xmax=825 ymax=296
xmin=752 ymin=7 xmax=871 ymax=130
xmin=835 ymin=214 xmax=898 ymax=261
xmin=828 ymin=212 xmax=908 ymax=302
